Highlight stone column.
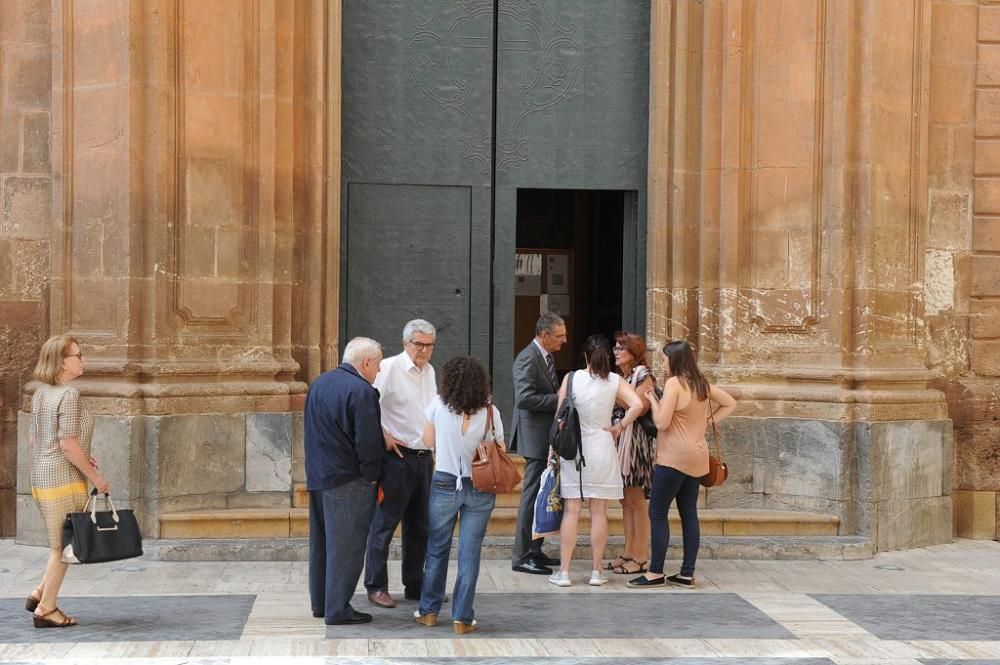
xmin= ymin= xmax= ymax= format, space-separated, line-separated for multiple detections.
xmin=648 ymin=0 xmax=953 ymax=550
xmin=0 ymin=0 xmax=53 ymax=536
xmin=16 ymin=0 xmax=331 ymax=542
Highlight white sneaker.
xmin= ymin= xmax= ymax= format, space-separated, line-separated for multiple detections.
xmin=548 ymin=571 xmax=572 ymax=587
xmin=588 ymin=571 xmax=608 ymax=586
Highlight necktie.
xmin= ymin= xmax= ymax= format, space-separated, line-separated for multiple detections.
xmin=545 ymin=353 xmax=557 ymax=387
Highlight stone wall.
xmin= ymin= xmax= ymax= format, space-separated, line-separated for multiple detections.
xmin=12 ymin=0 xmax=332 ymax=544
xmin=0 ymin=0 xmax=52 ymax=536
xmin=952 ymin=0 xmax=1000 ymax=539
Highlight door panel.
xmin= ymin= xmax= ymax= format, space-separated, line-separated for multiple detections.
xmin=346 ymin=184 xmax=472 ymax=363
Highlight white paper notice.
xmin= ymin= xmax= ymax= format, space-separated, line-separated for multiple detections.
xmin=546 ymin=254 xmax=568 ymax=294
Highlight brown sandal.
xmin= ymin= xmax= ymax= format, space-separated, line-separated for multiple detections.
xmin=33 ymin=606 xmax=77 ymax=628
xmin=25 ymin=592 xmax=41 ymax=613
xmin=613 ymin=558 xmax=648 ymax=575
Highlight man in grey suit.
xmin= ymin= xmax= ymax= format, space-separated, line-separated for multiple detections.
xmin=510 ymin=311 xmax=567 ymax=574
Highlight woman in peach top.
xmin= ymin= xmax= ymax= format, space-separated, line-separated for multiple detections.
xmin=627 ymin=340 xmax=736 ymax=589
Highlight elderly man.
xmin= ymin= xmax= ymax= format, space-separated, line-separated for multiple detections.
xmin=364 ymin=319 xmax=439 ymax=608
xmin=510 ymin=312 xmax=567 ymax=575
xmin=305 ymin=337 xmax=385 ymax=625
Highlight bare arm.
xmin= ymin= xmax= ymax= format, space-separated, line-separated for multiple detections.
xmin=608 ymin=379 xmax=644 ymax=439
xmin=59 ymin=437 xmax=109 ymax=493
xmin=422 ymin=422 xmax=436 ymax=450
xmin=554 ymin=373 xmax=569 ymax=416
xmin=708 ymin=384 xmax=737 ymax=423
xmin=646 ymin=377 xmax=681 ymax=431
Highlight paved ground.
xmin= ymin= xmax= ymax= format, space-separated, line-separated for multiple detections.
xmin=0 ymin=538 xmax=998 ymax=664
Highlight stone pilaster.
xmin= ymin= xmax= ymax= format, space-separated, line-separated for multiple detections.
xmin=16 ymin=0 xmax=332 ymax=543
xmin=648 ymin=0 xmax=954 ymax=550
xmin=0 ymin=0 xmax=53 ymax=536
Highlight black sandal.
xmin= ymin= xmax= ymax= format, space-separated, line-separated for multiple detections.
xmin=604 ymin=556 xmax=629 ymax=571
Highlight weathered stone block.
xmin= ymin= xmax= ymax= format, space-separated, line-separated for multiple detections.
xmin=871 ymin=496 xmax=952 ymax=552
xmin=979 ymin=44 xmax=1000 ymax=87
xmin=976 ymin=89 xmax=1000 ymax=138
xmin=929 ymin=63 xmax=974 ymax=125
xmin=755 ymin=419 xmax=851 ymax=502
xmin=0 ymin=112 xmax=19 ymax=172
xmin=858 ymin=421 xmax=948 ymax=503
xmin=148 ymin=414 xmax=246 ymax=498
xmin=291 ymin=412 xmax=305 ymax=485
xmin=21 ymin=111 xmax=50 ymax=173
xmin=981 ymin=6 xmax=1000 ymax=42
xmin=246 ymin=413 xmax=292 ymax=492
xmin=3 ymin=44 xmax=50 ymax=109
xmin=970 ymin=340 xmax=1000 ymax=376
xmin=0 ymin=488 xmax=14 ymax=536
xmin=9 ymin=239 xmax=48 ymax=301
xmin=970 ymin=299 xmax=1000 ymax=338
xmin=975 ymin=178 xmax=1000 ymax=215
xmin=953 ymin=489 xmax=998 ymax=539
xmin=91 ymin=416 xmax=143 ymax=501
xmin=970 ymin=255 xmax=1000 ymax=297
xmin=16 ymin=410 xmax=30 ymax=494
xmin=973 ymin=217 xmax=1000 ymax=252
xmin=954 ymin=424 xmax=1000 ymax=491
xmin=1 ymin=176 xmax=51 ymax=240
xmin=976 ymin=140 xmax=1000 ymax=177
xmin=927 ymin=190 xmax=971 ymax=249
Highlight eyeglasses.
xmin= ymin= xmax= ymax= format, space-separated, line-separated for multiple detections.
xmin=407 ymin=341 xmax=436 ymax=351
xmin=64 ymin=352 xmax=83 ymax=360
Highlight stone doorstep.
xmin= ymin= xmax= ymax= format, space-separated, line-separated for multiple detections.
xmin=142 ymin=534 xmax=874 ymax=562
xmin=158 ymin=507 xmax=841 ymax=540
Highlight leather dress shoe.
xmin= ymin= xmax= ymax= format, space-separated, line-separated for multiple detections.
xmin=367 ymin=590 xmax=397 ymax=608
xmin=533 ymin=552 xmax=560 ymax=567
xmin=512 ymin=559 xmax=553 ymax=575
xmin=327 ymin=609 xmax=373 ymax=625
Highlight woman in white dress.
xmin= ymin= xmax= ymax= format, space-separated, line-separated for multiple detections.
xmin=549 ymin=335 xmax=643 ymax=587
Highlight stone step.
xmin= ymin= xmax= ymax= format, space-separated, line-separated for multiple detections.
xmin=143 ymin=534 xmax=873 ymax=562
xmin=159 ymin=507 xmax=840 ymax=540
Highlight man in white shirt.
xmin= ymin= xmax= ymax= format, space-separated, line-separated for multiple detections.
xmin=364 ymin=319 xmax=439 ymax=609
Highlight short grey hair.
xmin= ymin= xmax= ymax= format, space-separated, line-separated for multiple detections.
xmin=402 ymin=318 xmax=436 ymax=341
xmin=535 ymin=312 xmax=565 ymax=336
xmin=342 ymin=337 xmax=382 ymax=366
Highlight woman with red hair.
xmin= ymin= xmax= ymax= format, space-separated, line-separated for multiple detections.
xmin=607 ymin=331 xmax=656 ymax=575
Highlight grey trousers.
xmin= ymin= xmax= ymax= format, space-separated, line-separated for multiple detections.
xmin=511 ymin=455 xmax=548 ymax=565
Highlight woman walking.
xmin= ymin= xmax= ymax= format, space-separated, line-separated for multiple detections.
xmin=414 ymin=355 xmax=501 ymax=634
xmin=627 ymin=340 xmax=736 ymax=589
xmin=549 ymin=335 xmax=643 ymax=588
xmin=27 ymin=334 xmax=111 ymax=627
xmin=606 ymin=331 xmax=656 ymax=575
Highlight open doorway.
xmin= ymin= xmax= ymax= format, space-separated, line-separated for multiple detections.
xmin=513 ymin=189 xmax=630 ymax=373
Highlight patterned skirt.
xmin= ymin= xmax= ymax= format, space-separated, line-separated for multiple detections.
xmin=617 ymin=423 xmax=655 ymax=497
xmin=31 ymin=460 xmax=89 ymax=549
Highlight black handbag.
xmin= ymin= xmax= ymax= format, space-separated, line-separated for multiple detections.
xmin=61 ymin=490 xmax=143 ymax=564
xmin=637 ymin=384 xmax=663 ymax=438
xmin=549 ymin=371 xmax=583 ymax=464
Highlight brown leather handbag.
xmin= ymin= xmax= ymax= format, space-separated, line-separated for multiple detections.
xmin=701 ymin=407 xmax=728 ymax=488
xmin=471 ymin=404 xmax=522 ymax=494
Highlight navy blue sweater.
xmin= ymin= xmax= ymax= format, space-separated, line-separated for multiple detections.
xmin=304 ymin=363 xmax=385 ymax=490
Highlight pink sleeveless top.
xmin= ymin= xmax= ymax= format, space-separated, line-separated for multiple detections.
xmin=656 ymin=394 xmax=710 ymax=478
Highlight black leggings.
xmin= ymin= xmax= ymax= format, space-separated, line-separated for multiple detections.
xmin=648 ymin=465 xmax=701 ymax=577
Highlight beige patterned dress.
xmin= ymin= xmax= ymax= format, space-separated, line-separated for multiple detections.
xmin=30 ymin=384 xmax=94 ymax=549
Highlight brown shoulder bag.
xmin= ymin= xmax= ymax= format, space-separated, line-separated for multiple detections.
xmin=701 ymin=406 xmax=728 ymax=487
xmin=471 ymin=404 xmax=522 ymax=494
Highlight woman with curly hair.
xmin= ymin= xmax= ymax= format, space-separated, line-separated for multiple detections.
xmin=413 ymin=355 xmax=502 ymax=634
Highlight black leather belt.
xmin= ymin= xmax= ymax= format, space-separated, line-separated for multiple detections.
xmin=399 ymin=446 xmax=431 ymax=457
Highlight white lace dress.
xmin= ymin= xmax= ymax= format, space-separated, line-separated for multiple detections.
xmin=559 ymin=370 xmax=623 ymax=500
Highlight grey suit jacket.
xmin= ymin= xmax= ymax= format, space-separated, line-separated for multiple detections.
xmin=510 ymin=342 xmax=559 ymax=460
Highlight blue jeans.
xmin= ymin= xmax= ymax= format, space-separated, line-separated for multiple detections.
xmin=308 ymin=478 xmax=377 ymax=623
xmin=418 ymin=471 xmax=496 ymax=623
xmin=648 ymin=464 xmax=701 ymax=577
